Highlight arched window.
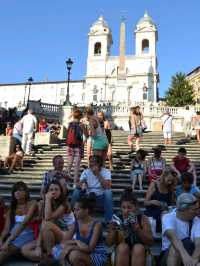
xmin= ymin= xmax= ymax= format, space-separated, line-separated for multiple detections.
xmin=94 ymin=42 xmax=101 ymax=55
xmin=112 ymin=91 xmax=115 ymax=102
xmin=82 ymin=93 xmax=85 ymax=102
xmin=143 ymin=92 xmax=147 ymax=100
xmin=93 ymin=85 xmax=98 ymax=101
xmin=142 ymin=39 xmax=149 ymax=53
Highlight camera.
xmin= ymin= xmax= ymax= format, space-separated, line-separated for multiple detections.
xmin=110 ymin=215 xmax=122 ymax=229
xmin=127 ymin=213 xmax=138 ymax=224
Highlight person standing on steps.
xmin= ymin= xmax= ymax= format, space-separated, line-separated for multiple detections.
xmin=128 ymin=106 xmax=143 ymax=152
xmin=66 ymin=108 xmax=88 ymax=187
xmin=85 ymin=107 xmax=108 ymax=166
xmin=194 ymin=111 xmax=200 ymax=144
xmin=97 ymin=111 xmax=113 ymax=170
xmin=13 ymin=119 xmax=23 ymax=145
xmin=21 ymin=109 xmax=37 ymax=155
xmin=160 ymin=109 xmax=173 ymax=145
xmin=183 ymin=106 xmax=194 ymax=139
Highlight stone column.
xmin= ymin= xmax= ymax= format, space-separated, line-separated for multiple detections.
xmin=118 ymin=18 xmax=126 ymax=80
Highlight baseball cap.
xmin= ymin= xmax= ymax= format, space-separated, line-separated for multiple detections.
xmin=176 ymin=193 xmax=197 ymax=211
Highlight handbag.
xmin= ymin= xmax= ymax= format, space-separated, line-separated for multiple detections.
xmin=141 ymin=120 xmax=147 ymax=132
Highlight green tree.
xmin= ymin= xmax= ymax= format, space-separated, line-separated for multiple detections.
xmin=166 ymin=72 xmax=195 ymax=107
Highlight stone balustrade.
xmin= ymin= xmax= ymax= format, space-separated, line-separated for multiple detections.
xmin=40 ymin=102 xmax=61 ymax=113
xmin=27 ymin=101 xmax=200 ymax=132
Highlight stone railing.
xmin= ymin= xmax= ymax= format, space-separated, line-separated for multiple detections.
xmin=40 ymin=102 xmax=61 ymax=114
xmin=27 ymin=101 xmax=200 ymax=132
xmin=28 ymin=101 xmax=61 ymax=120
xmin=110 ymin=105 xmax=198 ymax=118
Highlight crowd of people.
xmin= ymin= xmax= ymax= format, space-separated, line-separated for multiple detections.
xmin=1 ymin=105 xmax=200 ymax=266
xmin=1 ymin=109 xmax=62 ymax=173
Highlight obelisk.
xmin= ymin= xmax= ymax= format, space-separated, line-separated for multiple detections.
xmin=118 ymin=17 xmax=126 ymax=80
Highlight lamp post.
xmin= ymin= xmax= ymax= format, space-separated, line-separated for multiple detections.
xmin=64 ymin=58 xmax=73 ymax=105
xmin=27 ymin=77 xmax=33 ymax=108
xmin=23 ymin=84 xmax=27 ymax=107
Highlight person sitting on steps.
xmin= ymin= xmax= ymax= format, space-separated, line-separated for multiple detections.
xmin=106 ymin=188 xmax=153 ymax=266
xmin=147 ymin=147 xmax=166 ymax=183
xmin=160 ymin=193 xmax=200 ymax=266
xmin=4 ymin=143 xmax=24 ymax=174
xmin=71 ymin=155 xmax=113 ymax=223
xmin=130 ymin=149 xmax=147 ymax=191
xmin=171 ymin=147 xmax=197 ymax=185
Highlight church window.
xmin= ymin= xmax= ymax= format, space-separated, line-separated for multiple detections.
xmin=82 ymin=93 xmax=85 ymax=102
xmin=143 ymin=93 xmax=147 ymax=100
xmin=142 ymin=39 xmax=149 ymax=53
xmin=112 ymin=91 xmax=115 ymax=102
xmin=60 ymin=88 xmax=65 ymax=96
xmin=93 ymin=86 xmax=98 ymax=101
xmin=94 ymin=42 xmax=101 ymax=55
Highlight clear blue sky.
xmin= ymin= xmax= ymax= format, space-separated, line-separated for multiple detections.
xmin=0 ymin=0 xmax=199 ymax=97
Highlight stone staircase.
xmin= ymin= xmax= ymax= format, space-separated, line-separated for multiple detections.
xmin=1 ymin=131 xmax=200 ymax=208
xmin=1 ymin=131 xmax=200 ymax=265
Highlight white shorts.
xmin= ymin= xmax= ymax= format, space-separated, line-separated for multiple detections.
xmin=163 ymin=131 xmax=172 ymax=139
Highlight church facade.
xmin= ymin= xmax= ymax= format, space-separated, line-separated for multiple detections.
xmin=0 ymin=12 xmax=159 ymax=109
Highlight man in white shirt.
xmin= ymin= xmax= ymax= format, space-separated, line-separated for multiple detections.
xmin=71 ymin=155 xmax=113 ymax=223
xmin=21 ymin=109 xmax=37 ymax=155
xmin=161 ymin=109 xmax=173 ymax=145
xmin=161 ymin=193 xmax=200 ymax=266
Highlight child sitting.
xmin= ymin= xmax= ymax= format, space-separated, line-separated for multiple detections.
xmin=130 ymin=149 xmax=147 ymax=190
xmin=4 ymin=144 xmax=24 ymax=173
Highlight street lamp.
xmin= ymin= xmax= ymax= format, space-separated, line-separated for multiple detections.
xmin=64 ymin=58 xmax=73 ymax=105
xmin=27 ymin=77 xmax=33 ymax=108
xmin=23 ymin=84 xmax=27 ymax=107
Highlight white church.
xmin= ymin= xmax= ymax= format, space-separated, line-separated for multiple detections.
xmin=0 ymin=12 xmax=159 ymax=109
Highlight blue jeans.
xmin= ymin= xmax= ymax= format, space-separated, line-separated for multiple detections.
xmin=71 ymin=188 xmax=113 ymax=223
xmin=13 ymin=133 xmax=22 ymax=144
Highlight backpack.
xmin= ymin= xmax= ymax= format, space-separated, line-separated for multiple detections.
xmin=176 ymin=138 xmax=190 ymax=145
xmin=66 ymin=122 xmax=83 ymax=147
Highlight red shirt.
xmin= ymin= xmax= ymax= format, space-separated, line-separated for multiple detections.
xmin=6 ymin=128 xmax=13 ymax=136
xmin=38 ymin=122 xmax=48 ymax=132
xmin=173 ymin=156 xmax=190 ymax=173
